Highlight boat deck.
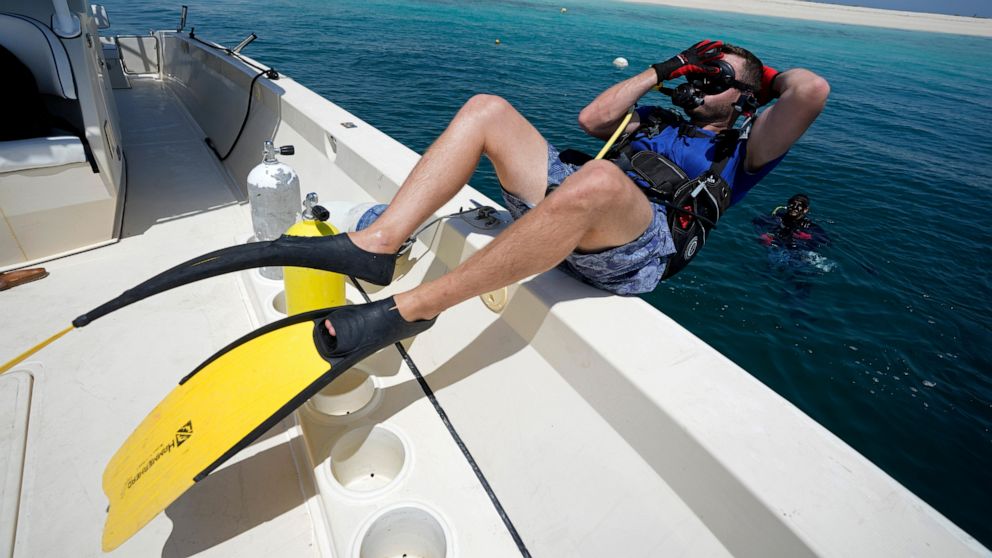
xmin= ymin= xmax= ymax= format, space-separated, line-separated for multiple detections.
xmin=1 ymin=78 xmax=319 ymax=556
xmin=1 ymin=76 xmax=738 ymax=558
xmin=3 ymin=40 xmax=986 ymax=555
xmin=116 ymin=79 xmax=245 ymax=238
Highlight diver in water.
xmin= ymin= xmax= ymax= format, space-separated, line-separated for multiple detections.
xmin=753 ymin=194 xmax=832 ymax=310
xmin=754 ymin=193 xmax=829 ymax=251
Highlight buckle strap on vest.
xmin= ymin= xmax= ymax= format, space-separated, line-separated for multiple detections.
xmin=602 ymin=109 xmax=742 ymax=280
xmin=606 ymin=107 xmax=738 ymax=166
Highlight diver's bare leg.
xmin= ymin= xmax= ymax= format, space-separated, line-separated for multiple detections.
xmin=349 ymin=95 xmax=550 ymax=254
xmin=325 ymin=161 xmax=655 ymax=334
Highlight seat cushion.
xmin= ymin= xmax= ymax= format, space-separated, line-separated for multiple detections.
xmin=0 ymin=136 xmax=87 ymax=173
xmin=0 ymin=13 xmax=76 ymax=100
xmin=0 ymin=44 xmax=50 ymax=141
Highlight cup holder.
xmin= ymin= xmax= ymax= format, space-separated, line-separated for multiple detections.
xmin=356 ymin=504 xmax=450 ymax=558
xmin=253 ymin=266 xmax=283 ymax=283
xmin=329 ymin=425 xmax=408 ymax=495
xmin=309 ymin=368 xmax=378 ymax=417
xmin=271 ymin=290 xmax=287 ymax=315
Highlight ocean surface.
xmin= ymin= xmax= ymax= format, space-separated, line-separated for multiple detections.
xmin=104 ymin=0 xmax=992 ymax=546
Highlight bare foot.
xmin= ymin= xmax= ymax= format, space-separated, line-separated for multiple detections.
xmin=348 ymin=230 xmax=401 ymax=255
xmin=392 ymin=292 xmax=439 ymax=323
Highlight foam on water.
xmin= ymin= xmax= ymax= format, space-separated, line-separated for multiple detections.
xmin=800 ymin=251 xmax=836 ymax=272
xmin=766 ymin=248 xmax=837 ymax=274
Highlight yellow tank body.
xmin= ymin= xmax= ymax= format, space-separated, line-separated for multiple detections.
xmin=283 ymin=219 xmax=346 ymax=315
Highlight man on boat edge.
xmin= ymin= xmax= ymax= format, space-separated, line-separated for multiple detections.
xmin=322 ymin=39 xmax=829 ymax=337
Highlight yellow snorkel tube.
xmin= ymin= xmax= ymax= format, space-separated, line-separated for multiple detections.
xmin=594 ymin=107 xmax=635 ymax=160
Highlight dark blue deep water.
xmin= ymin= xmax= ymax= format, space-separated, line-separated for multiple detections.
xmin=104 ymin=0 xmax=992 ymax=546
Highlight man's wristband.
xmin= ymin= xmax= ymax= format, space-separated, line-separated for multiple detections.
xmin=651 ymin=63 xmax=668 ymax=84
xmin=768 ymin=69 xmax=782 ymax=95
xmin=651 ymin=56 xmax=683 ymax=85
xmin=758 ymin=65 xmax=782 ymax=105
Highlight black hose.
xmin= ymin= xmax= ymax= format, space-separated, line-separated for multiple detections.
xmin=185 ymin=29 xmax=278 ymax=161
xmin=349 ymin=278 xmax=532 ymax=557
xmin=205 ymin=68 xmax=276 ymax=161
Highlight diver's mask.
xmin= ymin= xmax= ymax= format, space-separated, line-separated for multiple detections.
xmin=786 ymin=197 xmax=809 ymax=218
xmin=671 ymin=60 xmax=759 ymax=117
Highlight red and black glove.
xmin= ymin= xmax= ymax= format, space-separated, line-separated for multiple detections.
xmin=652 ymin=39 xmax=724 ymax=84
xmin=757 ymin=65 xmax=781 ymax=106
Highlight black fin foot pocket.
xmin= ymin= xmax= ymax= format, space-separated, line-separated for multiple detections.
xmin=312 ymin=297 xmax=436 ymax=365
xmin=277 ymin=234 xmax=397 ymax=286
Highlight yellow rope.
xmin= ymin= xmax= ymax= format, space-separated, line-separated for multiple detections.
xmin=0 ymin=325 xmax=74 ymax=375
xmin=594 ymin=108 xmax=635 ymax=160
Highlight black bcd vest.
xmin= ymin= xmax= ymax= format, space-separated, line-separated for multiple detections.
xmin=607 ymin=108 xmax=738 ymax=280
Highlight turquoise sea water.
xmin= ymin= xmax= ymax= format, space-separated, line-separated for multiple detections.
xmin=104 ymin=0 xmax=992 ymax=546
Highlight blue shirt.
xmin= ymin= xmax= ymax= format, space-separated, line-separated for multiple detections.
xmin=629 ymin=106 xmax=785 ymax=206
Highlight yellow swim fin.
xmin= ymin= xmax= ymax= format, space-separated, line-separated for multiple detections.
xmin=101 ymin=297 xmax=434 ymax=551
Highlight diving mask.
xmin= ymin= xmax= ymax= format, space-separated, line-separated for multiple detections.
xmin=687 ymin=60 xmax=754 ymax=96
xmin=672 ymin=59 xmax=758 ymax=116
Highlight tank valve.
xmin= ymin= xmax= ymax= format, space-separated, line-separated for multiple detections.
xmin=302 ymin=192 xmax=330 ymax=222
xmin=263 ymin=140 xmax=295 ymax=162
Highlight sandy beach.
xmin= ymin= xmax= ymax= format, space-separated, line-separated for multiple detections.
xmin=623 ymin=0 xmax=992 ymax=37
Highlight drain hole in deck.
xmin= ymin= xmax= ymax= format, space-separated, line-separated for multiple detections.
xmin=310 ymin=368 xmax=376 ymax=416
xmin=359 ymin=506 xmax=448 ymax=558
xmin=330 ymin=426 xmax=405 ymax=493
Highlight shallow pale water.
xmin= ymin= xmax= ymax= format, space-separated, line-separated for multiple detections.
xmin=104 ymin=0 xmax=992 ymax=546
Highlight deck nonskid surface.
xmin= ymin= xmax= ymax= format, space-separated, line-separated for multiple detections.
xmin=115 ymin=78 xmax=245 ymax=238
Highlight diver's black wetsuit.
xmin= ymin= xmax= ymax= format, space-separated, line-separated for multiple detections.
xmin=753 ymin=209 xmax=829 ymax=251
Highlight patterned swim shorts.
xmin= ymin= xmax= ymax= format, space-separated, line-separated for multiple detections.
xmin=500 ymin=143 xmax=676 ymax=295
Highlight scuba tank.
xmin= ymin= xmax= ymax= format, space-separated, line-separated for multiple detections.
xmin=247 ymin=140 xmax=301 ymax=280
xmin=283 ymin=193 xmax=346 ymax=315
